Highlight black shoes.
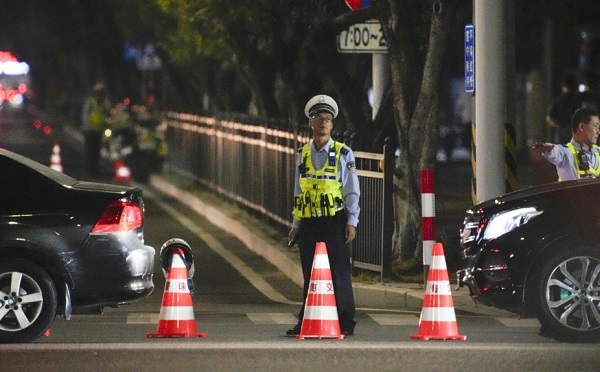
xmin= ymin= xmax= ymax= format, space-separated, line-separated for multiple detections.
xmin=286 ymin=324 xmax=301 ymax=336
xmin=342 ymin=320 xmax=356 ymax=336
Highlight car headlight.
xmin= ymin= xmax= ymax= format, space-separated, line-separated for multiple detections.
xmin=482 ymin=207 xmax=542 ymax=240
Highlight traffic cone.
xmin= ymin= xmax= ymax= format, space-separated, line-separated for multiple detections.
xmin=411 ymin=242 xmax=467 ymax=341
xmin=49 ymin=142 xmax=63 ymax=172
xmin=113 ymin=160 xmax=133 ymax=182
xmin=297 ymin=242 xmax=344 ymax=340
xmin=147 ymin=248 xmax=207 ymax=338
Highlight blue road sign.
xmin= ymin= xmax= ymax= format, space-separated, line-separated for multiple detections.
xmin=465 ymin=24 xmax=475 ymax=94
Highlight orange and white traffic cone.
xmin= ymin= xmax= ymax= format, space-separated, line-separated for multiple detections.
xmin=49 ymin=142 xmax=63 ymax=173
xmin=147 ymin=248 xmax=207 ymax=338
xmin=297 ymin=242 xmax=344 ymax=340
xmin=411 ymin=242 xmax=467 ymax=341
xmin=113 ymin=160 xmax=133 ymax=182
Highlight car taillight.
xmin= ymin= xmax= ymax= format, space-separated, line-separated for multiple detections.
xmin=92 ymin=201 xmax=143 ymax=233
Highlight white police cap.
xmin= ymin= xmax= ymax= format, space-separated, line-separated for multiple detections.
xmin=304 ymin=94 xmax=338 ymax=118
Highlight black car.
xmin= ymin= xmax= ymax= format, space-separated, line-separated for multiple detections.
xmin=0 ymin=148 xmax=155 ymax=343
xmin=457 ymin=178 xmax=600 ymax=343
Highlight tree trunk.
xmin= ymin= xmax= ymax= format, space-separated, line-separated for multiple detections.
xmin=377 ymin=0 xmax=458 ymax=262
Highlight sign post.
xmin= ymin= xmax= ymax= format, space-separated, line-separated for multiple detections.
xmin=337 ymin=21 xmax=389 ymax=120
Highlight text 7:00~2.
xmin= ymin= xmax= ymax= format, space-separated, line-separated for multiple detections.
xmin=337 ymin=22 xmax=387 ymax=53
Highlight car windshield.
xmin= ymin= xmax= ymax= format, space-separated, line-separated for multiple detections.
xmin=0 ymin=148 xmax=78 ymax=186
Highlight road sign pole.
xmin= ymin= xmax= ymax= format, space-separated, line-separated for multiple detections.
xmin=372 ymin=53 xmax=390 ymax=121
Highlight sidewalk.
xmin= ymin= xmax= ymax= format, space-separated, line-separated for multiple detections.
xmin=148 ymin=170 xmax=517 ymax=318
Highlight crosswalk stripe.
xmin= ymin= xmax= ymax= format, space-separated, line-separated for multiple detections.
xmin=495 ymin=318 xmax=540 ymax=327
xmin=368 ymin=314 xmax=419 ymax=326
xmin=126 ymin=313 xmax=160 ymax=324
xmin=120 ymin=312 xmax=540 ymax=328
xmin=246 ymin=313 xmax=298 ymax=324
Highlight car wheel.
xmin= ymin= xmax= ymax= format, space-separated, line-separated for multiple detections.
xmin=536 ymin=247 xmax=600 ymax=343
xmin=0 ymin=259 xmax=58 ymax=343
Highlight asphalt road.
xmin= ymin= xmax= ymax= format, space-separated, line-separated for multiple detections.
xmin=1 ymin=106 xmax=599 ymax=371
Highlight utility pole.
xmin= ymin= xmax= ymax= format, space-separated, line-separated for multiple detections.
xmin=473 ymin=0 xmax=515 ymax=202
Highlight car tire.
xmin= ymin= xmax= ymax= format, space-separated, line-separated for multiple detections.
xmin=536 ymin=246 xmax=600 ymax=343
xmin=0 ymin=259 xmax=58 ymax=343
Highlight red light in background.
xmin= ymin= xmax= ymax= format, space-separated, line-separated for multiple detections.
xmin=18 ymin=83 xmax=27 ymax=93
xmin=123 ymin=97 xmax=131 ymax=105
xmin=43 ymin=125 xmax=52 ymax=136
xmin=34 ymin=119 xmax=42 ymax=129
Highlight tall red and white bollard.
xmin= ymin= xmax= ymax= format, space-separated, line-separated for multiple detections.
xmin=421 ymin=169 xmax=435 ymax=284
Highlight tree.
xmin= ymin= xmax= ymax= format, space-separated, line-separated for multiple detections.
xmin=125 ymin=0 xmax=461 ymax=265
xmin=360 ymin=0 xmax=457 ymax=262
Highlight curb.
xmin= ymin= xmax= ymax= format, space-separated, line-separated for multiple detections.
xmin=148 ymin=173 xmax=518 ymax=316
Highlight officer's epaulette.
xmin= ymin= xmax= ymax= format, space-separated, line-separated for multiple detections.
xmin=340 ymin=146 xmax=349 ymax=156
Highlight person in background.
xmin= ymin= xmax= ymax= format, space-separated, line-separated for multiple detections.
xmin=533 ymin=107 xmax=600 ymax=181
xmin=81 ymin=82 xmax=110 ymax=176
xmin=546 ymin=73 xmax=581 ymax=144
xmin=286 ymin=94 xmax=360 ymax=337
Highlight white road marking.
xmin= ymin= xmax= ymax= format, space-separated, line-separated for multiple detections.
xmin=368 ymin=314 xmax=419 ymax=326
xmin=495 ymin=318 xmax=540 ymax=327
xmin=246 ymin=313 xmax=298 ymax=325
xmin=143 ymin=188 xmax=300 ymax=306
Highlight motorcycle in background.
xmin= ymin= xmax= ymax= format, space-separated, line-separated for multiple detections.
xmin=101 ymin=100 xmax=166 ymax=182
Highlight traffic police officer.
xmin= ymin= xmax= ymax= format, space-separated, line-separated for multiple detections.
xmin=286 ymin=94 xmax=360 ymax=336
xmin=533 ymin=107 xmax=600 ymax=181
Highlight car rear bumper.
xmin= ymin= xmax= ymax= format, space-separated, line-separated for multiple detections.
xmin=65 ymin=232 xmax=155 ymax=308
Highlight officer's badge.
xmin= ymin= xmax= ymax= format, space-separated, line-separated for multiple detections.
xmin=347 ymin=161 xmax=357 ymax=174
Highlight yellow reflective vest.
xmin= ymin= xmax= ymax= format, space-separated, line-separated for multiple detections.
xmin=88 ymin=98 xmax=107 ymax=130
xmin=294 ymin=141 xmax=345 ymax=219
xmin=560 ymin=142 xmax=600 ymax=180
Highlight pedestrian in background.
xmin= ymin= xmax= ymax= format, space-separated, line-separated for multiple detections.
xmin=286 ymin=94 xmax=360 ymax=336
xmin=546 ymin=73 xmax=581 ymax=144
xmin=81 ymin=82 xmax=110 ymax=176
xmin=533 ymin=107 xmax=600 ymax=181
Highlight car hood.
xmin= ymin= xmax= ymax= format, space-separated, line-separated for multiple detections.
xmin=469 ymin=178 xmax=600 ymax=214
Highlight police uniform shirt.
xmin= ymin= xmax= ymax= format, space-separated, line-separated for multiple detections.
xmin=543 ymin=139 xmax=600 ymax=181
xmin=291 ymin=138 xmax=360 ymax=229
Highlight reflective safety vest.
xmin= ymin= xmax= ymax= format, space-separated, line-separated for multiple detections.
xmin=560 ymin=143 xmax=600 ymax=180
xmin=88 ymin=99 xmax=106 ymax=130
xmin=294 ymin=141 xmax=346 ymax=219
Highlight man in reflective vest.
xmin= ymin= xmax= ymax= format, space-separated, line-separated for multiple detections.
xmin=286 ymin=94 xmax=360 ymax=336
xmin=533 ymin=107 xmax=600 ymax=181
xmin=81 ymin=82 xmax=111 ymax=176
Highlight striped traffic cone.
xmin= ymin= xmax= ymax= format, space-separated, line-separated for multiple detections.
xmin=410 ymin=242 xmax=466 ymax=341
xmin=49 ymin=142 xmax=63 ymax=173
xmin=113 ymin=160 xmax=133 ymax=182
xmin=297 ymin=242 xmax=344 ymax=340
xmin=147 ymin=248 xmax=207 ymax=338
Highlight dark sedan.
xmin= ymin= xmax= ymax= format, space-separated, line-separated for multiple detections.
xmin=457 ymin=178 xmax=600 ymax=343
xmin=0 ymin=148 xmax=155 ymax=343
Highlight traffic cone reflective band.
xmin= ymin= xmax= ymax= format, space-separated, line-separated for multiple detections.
xmin=297 ymin=242 xmax=344 ymax=340
xmin=410 ymin=242 xmax=466 ymax=341
xmin=113 ymin=160 xmax=132 ymax=182
xmin=49 ymin=142 xmax=63 ymax=172
xmin=147 ymin=248 xmax=207 ymax=338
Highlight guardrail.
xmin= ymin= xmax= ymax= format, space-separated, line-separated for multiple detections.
xmin=162 ymin=111 xmax=394 ymax=280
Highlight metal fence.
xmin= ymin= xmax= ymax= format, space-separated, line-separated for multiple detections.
xmin=162 ymin=111 xmax=394 ymax=280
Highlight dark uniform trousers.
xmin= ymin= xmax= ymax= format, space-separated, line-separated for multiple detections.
xmin=296 ymin=211 xmax=356 ymax=331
